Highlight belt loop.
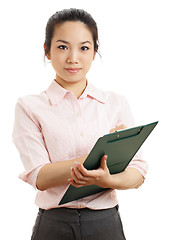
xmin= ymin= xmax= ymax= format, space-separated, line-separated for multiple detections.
xmin=39 ymin=208 xmax=44 ymax=214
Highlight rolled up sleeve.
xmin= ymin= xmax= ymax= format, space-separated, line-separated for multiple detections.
xmin=127 ymin=151 xmax=149 ymax=179
xmin=117 ymin=96 xmax=149 ymax=178
xmin=12 ymin=98 xmax=50 ymax=189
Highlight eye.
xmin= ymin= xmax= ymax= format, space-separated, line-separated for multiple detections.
xmin=81 ymin=46 xmax=89 ymax=51
xmin=58 ymin=45 xmax=68 ymax=50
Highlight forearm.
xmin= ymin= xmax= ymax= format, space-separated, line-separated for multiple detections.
xmin=36 ymin=155 xmax=87 ymax=191
xmin=110 ymin=168 xmax=144 ymax=190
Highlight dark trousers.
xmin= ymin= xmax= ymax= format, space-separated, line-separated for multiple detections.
xmin=31 ymin=205 xmax=126 ymax=240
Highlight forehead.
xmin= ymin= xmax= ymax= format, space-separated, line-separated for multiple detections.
xmin=52 ymin=21 xmax=93 ymax=42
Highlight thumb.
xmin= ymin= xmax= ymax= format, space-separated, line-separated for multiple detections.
xmin=100 ymin=155 xmax=108 ymax=170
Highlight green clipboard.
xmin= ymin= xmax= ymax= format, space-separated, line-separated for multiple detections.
xmin=59 ymin=121 xmax=158 ymax=205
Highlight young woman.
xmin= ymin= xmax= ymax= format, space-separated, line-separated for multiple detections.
xmin=12 ymin=8 xmax=148 ymax=240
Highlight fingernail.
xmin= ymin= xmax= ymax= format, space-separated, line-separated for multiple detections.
xmin=74 ymin=161 xmax=80 ymax=166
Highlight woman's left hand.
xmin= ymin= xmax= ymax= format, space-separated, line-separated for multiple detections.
xmin=68 ymin=155 xmax=113 ymax=189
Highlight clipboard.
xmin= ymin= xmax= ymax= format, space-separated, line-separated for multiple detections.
xmin=59 ymin=121 xmax=158 ymax=205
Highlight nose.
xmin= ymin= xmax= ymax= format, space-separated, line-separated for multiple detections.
xmin=66 ymin=50 xmax=79 ymax=64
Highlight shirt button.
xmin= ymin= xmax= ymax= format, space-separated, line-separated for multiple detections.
xmin=76 ymin=112 xmax=81 ymax=116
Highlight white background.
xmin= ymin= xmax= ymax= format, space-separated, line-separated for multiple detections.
xmin=1 ymin=0 xmax=176 ymax=239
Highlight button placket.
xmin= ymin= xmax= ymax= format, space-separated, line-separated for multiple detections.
xmin=75 ymin=100 xmax=85 ymax=155
xmin=76 ymin=102 xmax=82 ymax=117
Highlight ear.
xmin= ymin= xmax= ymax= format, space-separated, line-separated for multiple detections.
xmin=44 ymin=44 xmax=51 ymax=60
xmin=93 ymin=51 xmax=96 ymax=60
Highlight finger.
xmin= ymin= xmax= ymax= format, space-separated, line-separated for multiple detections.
xmin=116 ymin=124 xmax=126 ymax=130
xmin=77 ymin=163 xmax=90 ymax=177
xmin=110 ymin=124 xmax=126 ymax=133
xmin=69 ymin=170 xmax=90 ymax=186
xmin=68 ymin=178 xmax=84 ymax=188
xmin=75 ymin=162 xmax=102 ymax=180
xmin=73 ymin=162 xmax=85 ymax=179
xmin=109 ymin=127 xmax=116 ymax=133
xmin=73 ymin=162 xmax=92 ymax=181
xmin=70 ymin=167 xmax=81 ymax=183
xmin=71 ymin=165 xmax=90 ymax=185
xmin=100 ymin=155 xmax=108 ymax=170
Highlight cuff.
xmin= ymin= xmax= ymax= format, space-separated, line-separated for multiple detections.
xmin=127 ymin=159 xmax=149 ymax=179
xmin=19 ymin=164 xmax=47 ymax=190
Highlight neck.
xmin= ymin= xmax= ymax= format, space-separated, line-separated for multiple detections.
xmin=55 ymin=77 xmax=87 ymax=99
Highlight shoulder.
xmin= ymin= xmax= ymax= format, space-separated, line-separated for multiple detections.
xmin=99 ymin=88 xmax=128 ymax=106
xmin=89 ymin=82 xmax=127 ymax=106
xmin=106 ymin=91 xmax=126 ymax=103
xmin=15 ymin=91 xmax=48 ymax=113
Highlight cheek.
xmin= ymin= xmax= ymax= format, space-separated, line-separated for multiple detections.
xmin=50 ymin=47 xmax=66 ymax=62
xmin=82 ymin=53 xmax=94 ymax=67
xmin=51 ymin=54 xmax=66 ymax=71
xmin=52 ymin=52 xmax=63 ymax=62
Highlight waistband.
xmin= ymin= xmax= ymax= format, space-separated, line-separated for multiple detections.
xmin=39 ymin=205 xmax=119 ymax=222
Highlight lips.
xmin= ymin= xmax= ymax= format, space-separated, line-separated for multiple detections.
xmin=65 ymin=68 xmax=81 ymax=73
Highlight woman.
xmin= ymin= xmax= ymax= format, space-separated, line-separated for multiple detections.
xmin=12 ymin=8 xmax=148 ymax=240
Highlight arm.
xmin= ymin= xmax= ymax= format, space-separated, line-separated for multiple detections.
xmin=110 ymin=167 xmax=144 ymax=190
xmin=36 ymin=125 xmax=135 ymax=191
xmin=36 ymin=154 xmax=88 ymax=191
xmin=69 ymin=155 xmax=144 ymax=190
xmin=13 ymin=98 xmax=88 ymax=191
xmin=69 ymin=125 xmax=144 ymax=190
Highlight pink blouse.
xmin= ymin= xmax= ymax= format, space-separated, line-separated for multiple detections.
xmin=12 ymin=80 xmax=148 ymax=210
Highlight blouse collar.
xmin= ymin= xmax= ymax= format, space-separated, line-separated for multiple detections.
xmin=45 ymin=79 xmax=106 ymax=105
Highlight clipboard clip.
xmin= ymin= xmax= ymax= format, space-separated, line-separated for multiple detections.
xmin=108 ymin=127 xmax=143 ymax=143
xmin=115 ymin=128 xmax=141 ymax=134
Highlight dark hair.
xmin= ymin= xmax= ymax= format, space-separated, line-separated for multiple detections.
xmin=44 ymin=8 xmax=99 ymax=56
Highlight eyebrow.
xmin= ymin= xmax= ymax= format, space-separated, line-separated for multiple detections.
xmin=56 ymin=39 xmax=92 ymax=45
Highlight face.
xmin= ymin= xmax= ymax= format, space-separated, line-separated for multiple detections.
xmin=46 ymin=21 xmax=96 ymax=85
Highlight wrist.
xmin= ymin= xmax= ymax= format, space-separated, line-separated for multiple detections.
xmin=76 ymin=154 xmax=88 ymax=165
xmin=108 ymin=174 xmax=121 ymax=189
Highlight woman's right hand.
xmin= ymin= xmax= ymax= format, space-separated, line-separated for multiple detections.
xmin=109 ymin=124 xmax=126 ymax=133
